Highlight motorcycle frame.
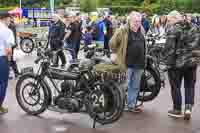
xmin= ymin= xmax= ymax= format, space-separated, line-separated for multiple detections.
xmin=32 ymin=58 xmax=97 ymax=104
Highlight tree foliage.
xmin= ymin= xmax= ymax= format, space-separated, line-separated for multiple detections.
xmin=0 ymin=0 xmax=200 ymax=14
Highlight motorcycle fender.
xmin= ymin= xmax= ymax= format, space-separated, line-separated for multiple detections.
xmin=146 ymin=55 xmax=160 ymax=77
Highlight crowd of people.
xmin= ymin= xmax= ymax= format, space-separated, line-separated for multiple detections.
xmin=0 ymin=9 xmax=200 ymax=123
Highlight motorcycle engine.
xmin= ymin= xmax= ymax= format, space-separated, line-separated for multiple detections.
xmin=52 ymin=80 xmax=80 ymax=112
xmin=60 ymin=80 xmax=75 ymax=95
xmin=54 ymin=95 xmax=80 ymax=112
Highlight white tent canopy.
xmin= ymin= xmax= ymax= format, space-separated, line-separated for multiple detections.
xmin=168 ymin=10 xmax=181 ymax=16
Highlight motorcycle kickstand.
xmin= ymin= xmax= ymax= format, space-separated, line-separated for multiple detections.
xmin=92 ymin=114 xmax=104 ymax=128
xmin=93 ymin=114 xmax=97 ymax=128
xmin=135 ymin=89 xmax=145 ymax=108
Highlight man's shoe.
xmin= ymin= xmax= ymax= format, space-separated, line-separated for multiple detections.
xmin=184 ymin=104 xmax=192 ymax=120
xmin=0 ymin=107 xmax=8 ymax=115
xmin=168 ymin=109 xmax=183 ymax=118
xmin=127 ymin=106 xmax=143 ymax=113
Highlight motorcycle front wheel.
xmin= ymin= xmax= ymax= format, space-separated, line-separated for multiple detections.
xmin=16 ymin=74 xmax=50 ymax=115
xmin=86 ymin=81 xmax=125 ymax=125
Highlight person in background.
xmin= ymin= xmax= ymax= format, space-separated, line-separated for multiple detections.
xmin=73 ymin=13 xmax=82 ymax=58
xmin=142 ymin=13 xmax=150 ymax=34
xmin=197 ymin=16 xmax=200 ymax=27
xmin=152 ymin=15 xmax=161 ymax=35
xmin=103 ymin=12 xmax=113 ymax=57
xmin=83 ymin=26 xmax=93 ymax=46
xmin=109 ymin=11 xmax=146 ymax=113
xmin=63 ymin=13 xmax=81 ymax=61
xmin=159 ymin=15 xmax=168 ymax=36
xmin=8 ymin=15 xmax=20 ymax=78
xmin=63 ymin=13 xmax=76 ymax=62
xmin=48 ymin=14 xmax=66 ymax=67
xmin=93 ymin=12 xmax=107 ymax=47
xmin=0 ymin=11 xmax=15 ymax=114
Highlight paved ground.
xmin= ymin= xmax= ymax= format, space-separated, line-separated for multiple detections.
xmin=1 ymin=50 xmax=200 ymax=133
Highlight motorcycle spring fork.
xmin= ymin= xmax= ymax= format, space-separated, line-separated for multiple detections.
xmin=92 ymin=113 xmax=106 ymax=128
xmin=93 ymin=115 xmax=97 ymax=128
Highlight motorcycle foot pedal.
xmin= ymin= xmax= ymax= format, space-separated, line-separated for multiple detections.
xmin=48 ymin=106 xmax=69 ymax=114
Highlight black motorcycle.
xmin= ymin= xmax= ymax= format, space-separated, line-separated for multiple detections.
xmin=16 ymin=49 xmax=125 ymax=128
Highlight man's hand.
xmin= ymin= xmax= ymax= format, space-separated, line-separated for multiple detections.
xmin=5 ymin=48 xmax=12 ymax=56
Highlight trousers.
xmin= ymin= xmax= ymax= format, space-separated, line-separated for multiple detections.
xmin=0 ymin=80 xmax=8 ymax=106
xmin=127 ymin=67 xmax=144 ymax=107
xmin=167 ymin=66 xmax=197 ymax=110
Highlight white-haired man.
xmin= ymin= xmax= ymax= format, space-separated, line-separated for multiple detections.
xmin=110 ymin=11 xmax=146 ymax=112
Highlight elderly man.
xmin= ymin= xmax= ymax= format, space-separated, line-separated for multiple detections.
xmin=163 ymin=12 xmax=200 ymax=120
xmin=110 ymin=11 xmax=145 ymax=112
xmin=0 ymin=11 xmax=15 ymax=114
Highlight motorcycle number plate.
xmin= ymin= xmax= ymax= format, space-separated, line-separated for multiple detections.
xmin=21 ymin=67 xmax=34 ymax=74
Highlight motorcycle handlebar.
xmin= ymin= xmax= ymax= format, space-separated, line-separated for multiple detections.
xmin=35 ymin=48 xmax=64 ymax=64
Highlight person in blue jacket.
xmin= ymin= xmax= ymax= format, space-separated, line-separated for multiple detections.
xmin=142 ymin=14 xmax=150 ymax=34
xmin=0 ymin=11 xmax=15 ymax=114
xmin=93 ymin=13 xmax=107 ymax=47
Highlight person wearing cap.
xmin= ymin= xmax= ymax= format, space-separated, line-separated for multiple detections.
xmin=0 ymin=11 xmax=15 ymax=114
xmin=109 ymin=11 xmax=146 ymax=113
xmin=163 ymin=12 xmax=200 ymax=120
xmin=48 ymin=14 xmax=66 ymax=67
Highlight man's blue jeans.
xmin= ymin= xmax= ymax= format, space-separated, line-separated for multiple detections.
xmin=0 ymin=80 xmax=8 ymax=106
xmin=127 ymin=67 xmax=144 ymax=108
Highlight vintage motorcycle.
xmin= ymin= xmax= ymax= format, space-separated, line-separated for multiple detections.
xmin=16 ymin=49 xmax=125 ymax=128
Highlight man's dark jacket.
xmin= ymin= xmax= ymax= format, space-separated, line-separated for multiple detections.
xmin=49 ymin=20 xmax=65 ymax=50
xmin=163 ymin=21 xmax=200 ymax=68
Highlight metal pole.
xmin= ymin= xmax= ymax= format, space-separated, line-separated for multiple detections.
xmin=50 ymin=0 xmax=54 ymax=15
xmin=19 ymin=0 xmax=22 ymax=9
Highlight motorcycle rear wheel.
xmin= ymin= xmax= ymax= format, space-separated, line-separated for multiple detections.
xmin=137 ymin=65 xmax=161 ymax=102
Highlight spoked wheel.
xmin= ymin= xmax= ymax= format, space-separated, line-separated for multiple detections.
xmin=86 ymin=81 xmax=124 ymax=125
xmin=137 ymin=66 xmax=161 ymax=102
xmin=16 ymin=74 xmax=49 ymax=115
xmin=20 ymin=38 xmax=35 ymax=54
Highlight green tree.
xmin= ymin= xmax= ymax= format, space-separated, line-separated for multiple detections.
xmin=80 ymin=0 xmax=96 ymax=12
